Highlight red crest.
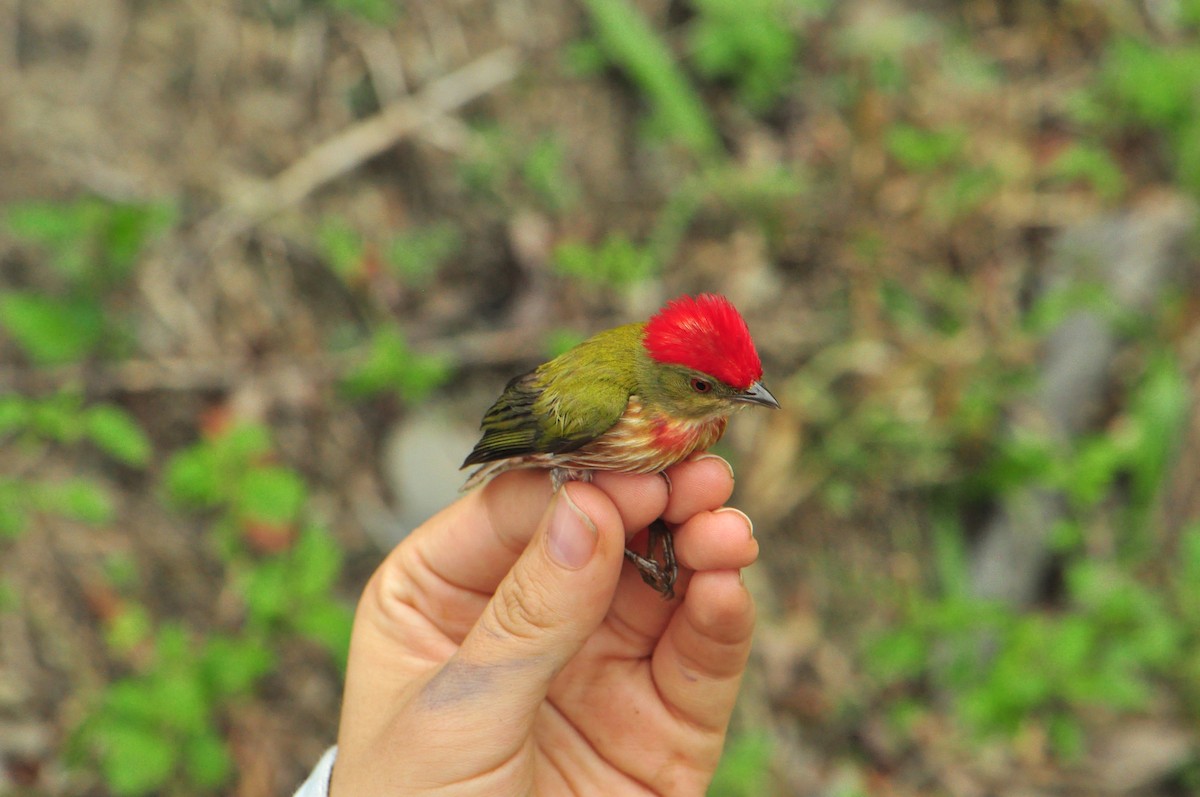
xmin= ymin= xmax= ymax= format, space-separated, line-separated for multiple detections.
xmin=642 ymin=294 xmax=763 ymax=390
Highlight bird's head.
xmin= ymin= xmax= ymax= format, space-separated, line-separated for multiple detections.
xmin=640 ymin=294 xmax=779 ymax=419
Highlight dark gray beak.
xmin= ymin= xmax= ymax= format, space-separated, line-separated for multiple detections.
xmin=736 ymin=381 xmax=780 ymax=409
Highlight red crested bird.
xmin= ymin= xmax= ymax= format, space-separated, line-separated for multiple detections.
xmin=462 ymin=293 xmax=779 ymax=597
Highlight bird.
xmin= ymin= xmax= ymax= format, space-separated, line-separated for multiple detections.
xmin=461 ymin=293 xmax=779 ymax=597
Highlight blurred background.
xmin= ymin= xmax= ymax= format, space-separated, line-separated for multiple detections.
xmin=2 ymin=0 xmax=1200 ymax=794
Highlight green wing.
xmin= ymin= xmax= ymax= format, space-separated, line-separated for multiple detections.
xmin=461 ymin=325 xmax=640 ymax=467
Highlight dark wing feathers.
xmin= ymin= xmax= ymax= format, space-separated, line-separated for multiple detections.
xmin=462 ymin=369 xmax=595 ymax=466
xmin=462 ymin=326 xmax=641 ymax=469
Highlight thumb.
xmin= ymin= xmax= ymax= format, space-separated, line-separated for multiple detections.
xmin=449 ymin=482 xmax=624 ymax=719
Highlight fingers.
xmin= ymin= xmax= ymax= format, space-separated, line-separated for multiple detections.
xmin=408 ymin=470 xmax=669 ymax=597
xmin=651 ymin=570 xmax=755 ymax=732
xmin=602 ymin=454 xmax=749 ymax=645
xmin=446 ymin=482 xmax=626 ymax=725
xmin=660 ymin=454 xmax=735 ymax=524
xmin=673 ymin=508 xmax=758 ymax=571
xmin=604 ymin=506 xmax=757 ymax=647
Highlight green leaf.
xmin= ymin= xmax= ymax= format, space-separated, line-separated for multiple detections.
xmin=165 ymin=447 xmax=222 ymax=509
xmin=341 ymin=326 xmax=453 ymax=401
xmin=0 ymin=480 xmax=28 ymax=538
xmin=5 ymin=201 xmax=86 ymax=248
xmin=153 ymin=670 xmax=210 ymax=736
xmin=235 ymin=466 xmax=307 ymax=525
xmin=100 ymin=724 xmax=178 ymax=796
xmin=317 ymin=218 xmax=365 ymax=282
xmin=290 ymin=526 xmax=343 ymax=597
xmin=386 ymin=223 xmax=462 ymax=284
xmin=34 ymin=479 xmax=115 ymax=524
xmin=709 ymin=731 xmax=772 ymax=797
xmin=86 ymin=404 xmax=152 ymax=466
xmin=1049 ymin=142 xmax=1126 ymax=201
xmin=885 ymin=124 xmax=965 ymax=171
xmin=105 ymin=604 xmax=153 ymax=654
xmin=579 ymin=0 xmax=721 ymax=158
xmin=553 ymin=234 xmax=659 ymax=287
xmin=183 ymin=730 xmax=233 ymax=789
xmin=0 ymin=396 xmax=30 ymax=436
xmin=294 ymin=599 xmax=354 ymax=666
xmin=202 ymin=636 xmax=275 ymax=698
xmin=0 ymin=292 xmax=104 ymax=364
xmin=100 ymin=202 xmax=174 ymax=281
xmin=28 ymin=392 xmax=85 ymax=442
xmin=243 ymin=559 xmax=290 ymax=626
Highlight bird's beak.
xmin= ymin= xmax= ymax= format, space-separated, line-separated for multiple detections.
xmin=736 ymin=381 xmax=780 ymax=409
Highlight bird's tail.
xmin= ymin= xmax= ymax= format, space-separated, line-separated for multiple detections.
xmin=459 ymin=459 xmax=528 ymax=492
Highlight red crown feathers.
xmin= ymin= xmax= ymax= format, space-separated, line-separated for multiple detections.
xmin=642 ymin=294 xmax=763 ymax=390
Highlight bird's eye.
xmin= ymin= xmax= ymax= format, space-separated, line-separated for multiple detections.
xmin=690 ymin=378 xmax=712 ymax=393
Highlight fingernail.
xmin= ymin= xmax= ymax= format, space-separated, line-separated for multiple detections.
xmin=714 ymin=506 xmax=754 ymax=538
xmin=692 ymin=453 xmax=735 ymax=482
xmin=547 ymin=489 xmax=597 ymax=570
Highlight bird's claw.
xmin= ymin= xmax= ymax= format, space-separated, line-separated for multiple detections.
xmin=623 ymin=518 xmax=677 ymax=599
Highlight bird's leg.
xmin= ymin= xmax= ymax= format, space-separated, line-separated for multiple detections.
xmin=553 ymin=467 xmax=676 ymax=599
xmin=623 ymin=519 xmax=677 ymax=599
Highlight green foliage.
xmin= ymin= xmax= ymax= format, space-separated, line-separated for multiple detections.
xmin=688 ymin=0 xmax=799 ymax=112
xmin=85 ymin=404 xmax=154 ymax=467
xmin=0 ymin=293 xmax=105 ymax=365
xmin=520 ymin=136 xmax=580 ymax=212
xmin=1085 ymin=37 xmax=1200 ymax=197
xmin=74 ymin=626 xmax=271 ymax=796
xmin=886 ymin=124 xmax=966 ymax=172
xmin=553 ymin=234 xmax=659 ymax=288
xmin=387 ymin=222 xmax=463 ymax=284
xmin=319 ymin=0 xmax=397 ymax=25
xmin=165 ymin=424 xmax=274 ymax=511
xmin=340 ymin=325 xmax=454 ymax=401
xmin=1048 ymin=142 xmax=1127 ymax=201
xmin=163 ymin=423 xmax=354 ymax=663
xmin=708 ymin=731 xmax=772 ymax=797
xmin=868 ymin=335 xmax=1194 ymax=758
xmin=543 ymin=328 xmax=588 ymax=359
xmin=1 ymin=197 xmax=171 ymax=364
xmin=0 ymin=394 xmax=149 ymax=537
xmin=5 ymin=197 xmax=174 ymax=285
xmin=318 ymin=217 xmax=462 ymax=286
xmin=458 ymin=127 xmax=582 ymax=212
xmin=577 ymin=0 xmax=722 ymax=159
xmin=240 ymin=524 xmax=354 ymax=665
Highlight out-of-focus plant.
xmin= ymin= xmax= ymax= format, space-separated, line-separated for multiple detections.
xmin=71 ymin=625 xmax=273 ymax=796
xmin=574 ymin=0 xmax=722 ymax=160
xmin=708 ymin=731 xmax=773 ymax=797
xmin=0 ymin=393 xmax=150 ymax=537
xmin=1080 ymin=36 xmax=1200 ymax=197
xmin=553 ymin=234 xmax=659 ymax=288
xmin=867 ymin=326 xmax=1193 ymax=758
xmin=75 ymin=424 xmax=353 ymax=793
xmin=1 ymin=198 xmax=172 ymax=364
xmin=339 ymin=324 xmax=454 ymax=402
xmin=687 ymin=0 xmax=803 ymax=112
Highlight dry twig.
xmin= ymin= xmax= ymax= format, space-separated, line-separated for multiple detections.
xmin=203 ymin=47 xmax=520 ymax=239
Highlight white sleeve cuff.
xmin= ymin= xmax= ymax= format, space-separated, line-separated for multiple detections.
xmin=293 ymin=746 xmax=337 ymax=797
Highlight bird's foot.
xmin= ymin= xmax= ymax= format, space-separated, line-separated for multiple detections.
xmin=623 ymin=518 xmax=677 ymax=599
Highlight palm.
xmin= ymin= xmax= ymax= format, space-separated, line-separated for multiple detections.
xmin=332 ymin=462 xmax=756 ymax=797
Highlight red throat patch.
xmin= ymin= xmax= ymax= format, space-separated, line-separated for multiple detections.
xmin=642 ymin=294 xmax=763 ymax=390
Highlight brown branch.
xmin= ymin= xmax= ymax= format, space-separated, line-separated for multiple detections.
xmin=203 ymin=47 xmax=520 ymax=238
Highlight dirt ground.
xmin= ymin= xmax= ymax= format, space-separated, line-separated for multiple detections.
xmin=2 ymin=0 xmax=1200 ymax=795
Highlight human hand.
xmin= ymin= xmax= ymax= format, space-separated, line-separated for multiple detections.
xmin=330 ymin=455 xmax=759 ymax=796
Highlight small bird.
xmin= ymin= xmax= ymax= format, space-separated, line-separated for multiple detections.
xmin=462 ymin=293 xmax=779 ymax=597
